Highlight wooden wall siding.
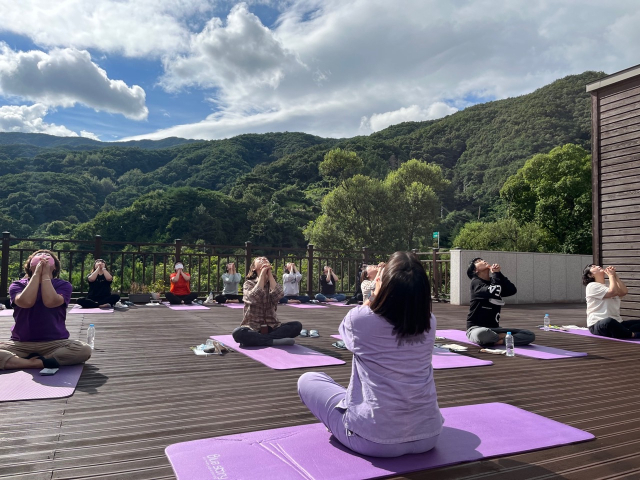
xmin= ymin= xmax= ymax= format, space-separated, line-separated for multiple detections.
xmin=592 ymin=74 xmax=640 ymax=320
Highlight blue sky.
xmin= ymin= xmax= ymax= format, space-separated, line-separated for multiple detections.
xmin=0 ymin=1 xmax=638 ymax=142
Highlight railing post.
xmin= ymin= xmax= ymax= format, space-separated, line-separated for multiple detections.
xmin=175 ymin=238 xmax=182 ymax=262
xmin=1 ymin=232 xmax=10 ymax=300
xmin=307 ymin=244 xmax=314 ymax=297
xmin=94 ymin=235 xmax=102 ymax=260
xmin=432 ymin=247 xmax=440 ymax=302
xmin=244 ymin=241 xmax=252 ymax=277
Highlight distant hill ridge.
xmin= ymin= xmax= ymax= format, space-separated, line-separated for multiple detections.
xmin=0 ymin=132 xmax=199 ymax=150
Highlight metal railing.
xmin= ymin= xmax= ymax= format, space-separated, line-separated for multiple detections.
xmin=0 ymin=232 xmax=450 ymax=301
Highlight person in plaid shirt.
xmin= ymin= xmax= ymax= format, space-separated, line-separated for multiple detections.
xmin=232 ymin=257 xmax=302 ymax=346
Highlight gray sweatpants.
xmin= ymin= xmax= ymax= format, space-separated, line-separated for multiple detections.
xmin=466 ymin=327 xmax=535 ymax=346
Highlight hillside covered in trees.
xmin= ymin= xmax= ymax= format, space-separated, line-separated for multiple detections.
xmin=0 ymin=71 xmax=603 ymax=251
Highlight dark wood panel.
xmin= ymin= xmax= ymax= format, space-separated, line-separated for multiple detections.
xmin=600 ymin=144 xmax=640 ymax=162
xmin=601 ymin=128 xmax=640 ymax=147
xmin=602 ymin=211 xmax=640 ymax=223
xmin=600 ymin=107 xmax=640 ymax=127
xmin=600 ymin=100 xmax=640 ymax=120
xmin=602 ymin=165 xmax=640 ymax=181
xmin=600 ymin=91 xmax=640 ymax=113
xmin=602 ymin=234 xmax=640 ymax=243
xmin=601 ymin=113 xmax=640 ymax=135
xmin=602 ymin=244 xmax=640 ymax=254
xmin=601 ymin=197 xmax=640 ymax=211
xmin=602 ymin=226 xmax=640 ymax=236
xmin=592 ymin=90 xmax=602 ymax=266
xmin=601 ymin=188 xmax=640 ymax=202
xmin=600 ymin=84 xmax=640 ymax=105
xmin=601 ymin=181 xmax=640 ymax=195
xmin=601 ymin=137 xmax=640 ymax=155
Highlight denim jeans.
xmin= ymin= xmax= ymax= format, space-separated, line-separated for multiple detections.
xmin=279 ymin=295 xmax=311 ymax=304
xmin=315 ymin=293 xmax=347 ymax=302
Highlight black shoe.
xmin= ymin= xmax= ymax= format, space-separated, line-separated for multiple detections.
xmin=38 ymin=356 xmax=60 ymax=369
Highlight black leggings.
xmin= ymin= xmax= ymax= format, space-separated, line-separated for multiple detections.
xmin=215 ymin=294 xmax=243 ymax=304
xmin=77 ymin=294 xmax=120 ymax=308
xmin=165 ymin=292 xmax=198 ymax=305
xmin=589 ymin=317 xmax=640 ymax=339
xmin=232 ymin=322 xmax=303 ymax=346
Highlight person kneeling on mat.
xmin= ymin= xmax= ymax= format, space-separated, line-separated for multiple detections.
xmin=0 ymin=250 xmax=92 ymax=371
xmin=466 ymin=258 xmax=535 ymax=346
xmin=166 ymin=262 xmax=198 ymax=305
xmin=583 ymin=264 xmax=640 ymax=339
xmin=298 ymin=252 xmax=442 ymax=457
xmin=232 ymin=257 xmax=302 ymax=346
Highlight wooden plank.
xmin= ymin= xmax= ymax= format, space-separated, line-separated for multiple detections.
xmin=602 ymin=226 xmax=640 ymax=236
xmin=601 ymin=114 xmax=640 ymax=135
xmin=602 ymin=211 xmax=640 ymax=223
xmin=592 ymin=91 xmax=601 ymax=266
xmin=601 ymin=128 xmax=640 ymax=147
xmin=600 ymin=144 xmax=640 ymax=162
xmin=601 ymin=182 xmax=640 ymax=196
xmin=602 ymin=234 xmax=640 ymax=243
xmin=601 ymin=198 xmax=640 ymax=211
xmin=600 ymin=91 xmax=640 ymax=113
xmin=601 ymin=137 xmax=640 ymax=155
xmin=600 ymin=84 xmax=640 ymax=106
xmin=601 ymin=189 xmax=640 ymax=202
xmin=602 ymin=165 xmax=640 ymax=181
xmin=600 ymin=101 xmax=640 ymax=120
xmin=600 ymin=107 xmax=640 ymax=128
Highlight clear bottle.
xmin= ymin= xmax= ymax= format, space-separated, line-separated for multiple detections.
xmin=543 ymin=313 xmax=550 ymax=331
xmin=87 ymin=324 xmax=95 ymax=350
xmin=505 ymin=332 xmax=515 ymax=357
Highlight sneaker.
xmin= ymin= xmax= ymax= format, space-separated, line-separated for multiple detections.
xmin=194 ymin=299 xmax=204 ymax=305
xmin=0 ymin=304 xmax=5 ymax=310
xmin=203 ymin=293 xmax=215 ymax=305
xmin=114 ymin=301 xmax=128 ymax=311
xmin=123 ymin=301 xmax=137 ymax=308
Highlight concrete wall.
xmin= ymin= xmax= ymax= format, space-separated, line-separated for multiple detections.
xmin=450 ymin=249 xmax=592 ymax=306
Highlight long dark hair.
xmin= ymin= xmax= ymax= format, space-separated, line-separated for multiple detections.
xmin=370 ymin=251 xmax=431 ymax=337
xmin=582 ymin=264 xmax=596 ymax=286
xmin=24 ymin=249 xmax=61 ymax=279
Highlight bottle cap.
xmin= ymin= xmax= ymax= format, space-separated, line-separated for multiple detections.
xmin=507 ymin=331 xmax=511 ymax=335
xmin=89 ymin=324 xmax=94 ymax=327
xmin=544 ymin=313 xmax=549 ymax=316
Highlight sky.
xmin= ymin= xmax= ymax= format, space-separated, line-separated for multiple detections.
xmin=0 ymin=0 xmax=638 ymax=142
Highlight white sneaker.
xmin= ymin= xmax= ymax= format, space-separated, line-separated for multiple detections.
xmin=114 ymin=301 xmax=129 ymax=311
xmin=203 ymin=293 xmax=215 ymax=304
xmin=0 ymin=304 xmax=5 ymax=310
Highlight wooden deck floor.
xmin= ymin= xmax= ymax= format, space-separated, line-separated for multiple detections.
xmin=1 ymin=301 xmax=639 ymax=480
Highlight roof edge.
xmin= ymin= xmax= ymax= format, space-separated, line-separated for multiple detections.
xmin=586 ymin=64 xmax=640 ymax=92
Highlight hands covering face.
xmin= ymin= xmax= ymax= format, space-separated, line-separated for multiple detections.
xmin=175 ymin=263 xmax=184 ymax=272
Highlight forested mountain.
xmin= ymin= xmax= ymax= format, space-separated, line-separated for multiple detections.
xmin=0 ymin=71 xmax=604 ymax=248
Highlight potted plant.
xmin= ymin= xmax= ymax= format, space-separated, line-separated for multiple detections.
xmin=128 ymin=282 xmax=151 ymax=304
xmin=149 ymin=278 xmax=168 ymax=301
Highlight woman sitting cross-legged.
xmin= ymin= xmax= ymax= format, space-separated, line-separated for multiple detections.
xmin=298 ymin=251 xmax=443 ymax=457
xmin=77 ymin=259 xmax=125 ymax=310
xmin=279 ymin=262 xmax=310 ymax=304
xmin=0 ymin=250 xmax=92 ymax=371
xmin=232 ymin=257 xmax=302 ymax=346
xmin=166 ymin=262 xmax=199 ymax=305
xmin=583 ymin=264 xmax=640 ymax=339
xmin=213 ymin=262 xmax=243 ymax=304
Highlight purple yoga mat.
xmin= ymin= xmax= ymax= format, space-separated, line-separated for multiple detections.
xmin=211 ymin=335 xmax=345 ymax=370
xmin=330 ymin=335 xmax=492 ymax=369
xmin=548 ymin=327 xmax=640 ymax=344
xmin=166 ymin=402 xmax=594 ymax=480
xmin=328 ymin=303 xmax=355 ymax=307
xmin=0 ymin=364 xmax=84 ymax=402
xmin=0 ymin=309 xmax=13 ymax=317
xmin=68 ymin=305 xmax=113 ymax=314
xmin=163 ymin=302 xmax=210 ymax=311
xmin=285 ymin=303 xmax=328 ymax=309
xmin=437 ymin=329 xmax=587 ymax=360
xmin=222 ymin=303 xmax=245 ymax=309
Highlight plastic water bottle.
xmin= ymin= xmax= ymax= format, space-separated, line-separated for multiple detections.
xmin=505 ymin=332 xmax=515 ymax=357
xmin=544 ymin=313 xmax=550 ymax=331
xmin=87 ymin=324 xmax=95 ymax=350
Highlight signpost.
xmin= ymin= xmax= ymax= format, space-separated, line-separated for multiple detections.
xmin=433 ymin=231 xmax=439 ymax=248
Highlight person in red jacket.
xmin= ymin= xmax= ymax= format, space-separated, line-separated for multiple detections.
xmin=166 ymin=262 xmax=198 ymax=305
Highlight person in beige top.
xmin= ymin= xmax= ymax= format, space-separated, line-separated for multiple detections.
xmin=232 ymin=257 xmax=302 ymax=346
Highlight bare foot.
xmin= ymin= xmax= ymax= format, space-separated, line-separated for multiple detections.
xmin=5 ymin=356 xmax=44 ymax=370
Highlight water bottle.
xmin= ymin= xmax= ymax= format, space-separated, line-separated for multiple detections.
xmin=505 ymin=332 xmax=515 ymax=357
xmin=87 ymin=324 xmax=95 ymax=350
xmin=543 ymin=313 xmax=550 ymax=331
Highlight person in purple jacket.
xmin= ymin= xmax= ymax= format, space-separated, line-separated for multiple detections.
xmin=0 ymin=250 xmax=92 ymax=370
xmin=297 ymin=251 xmax=443 ymax=457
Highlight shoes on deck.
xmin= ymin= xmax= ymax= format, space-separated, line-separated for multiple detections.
xmin=114 ymin=301 xmax=129 ymax=311
xmin=203 ymin=293 xmax=215 ymax=305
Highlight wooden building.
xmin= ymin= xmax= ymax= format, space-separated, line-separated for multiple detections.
xmin=588 ymin=64 xmax=640 ymax=318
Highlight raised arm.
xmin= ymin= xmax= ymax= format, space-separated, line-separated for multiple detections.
xmin=14 ymin=261 xmax=44 ymax=308
xmin=40 ymin=261 xmax=64 ymax=308
xmin=605 ymin=266 xmax=628 ymax=298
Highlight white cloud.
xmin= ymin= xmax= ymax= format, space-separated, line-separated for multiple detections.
xmin=0 ymin=44 xmax=148 ymax=120
xmin=0 ymin=103 xmax=98 ymax=138
xmin=361 ymin=103 xmax=458 ymax=133
xmin=0 ymin=0 xmax=214 ymax=57
xmin=125 ymin=0 xmax=640 ymax=141
xmin=161 ymin=3 xmax=304 ymax=94
xmin=80 ymin=130 xmax=101 ymax=141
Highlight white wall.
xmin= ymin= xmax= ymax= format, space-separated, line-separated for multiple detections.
xmin=449 ymin=249 xmax=592 ymax=306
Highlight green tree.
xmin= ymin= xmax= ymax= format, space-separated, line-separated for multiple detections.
xmin=318 ymin=148 xmax=363 ymax=186
xmin=452 ymin=218 xmax=556 ymax=252
xmin=500 ymin=144 xmax=592 ymax=254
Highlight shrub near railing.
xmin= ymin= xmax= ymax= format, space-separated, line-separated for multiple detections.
xmin=0 ymin=232 xmax=449 ymax=301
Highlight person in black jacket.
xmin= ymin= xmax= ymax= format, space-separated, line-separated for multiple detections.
xmin=466 ymin=257 xmax=535 ymax=346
